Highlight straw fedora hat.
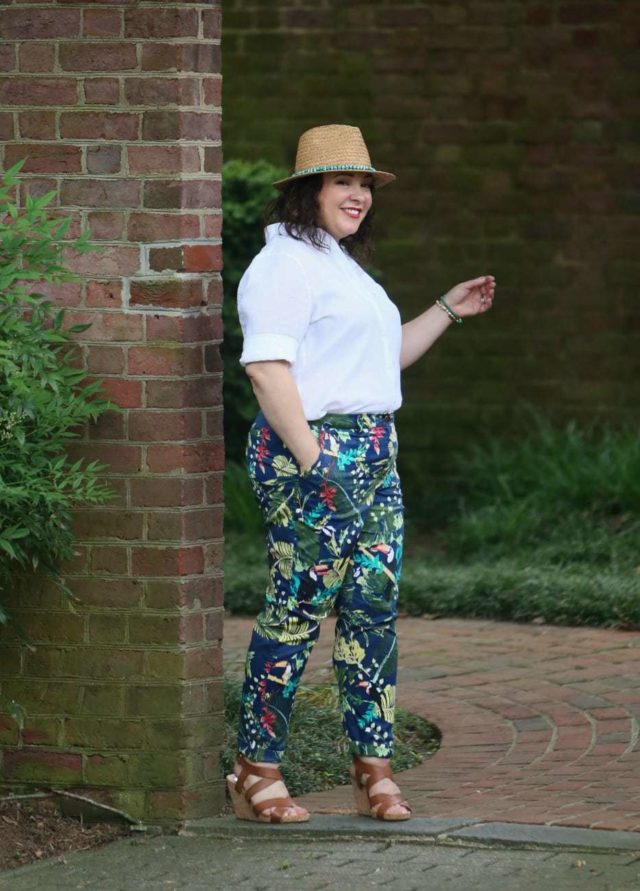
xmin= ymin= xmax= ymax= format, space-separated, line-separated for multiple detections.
xmin=273 ymin=124 xmax=396 ymax=190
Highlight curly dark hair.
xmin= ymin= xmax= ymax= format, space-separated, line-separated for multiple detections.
xmin=264 ymin=174 xmax=375 ymax=264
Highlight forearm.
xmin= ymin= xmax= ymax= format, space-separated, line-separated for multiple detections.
xmin=400 ymin=303 xmax=452 ymax=370
xmin=245 ymin=360 xmax=320 ymax=471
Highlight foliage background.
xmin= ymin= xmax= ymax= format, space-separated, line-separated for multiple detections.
xmin=0 ymin=162 xmax=114 ymax=640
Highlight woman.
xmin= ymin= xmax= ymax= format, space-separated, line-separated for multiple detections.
xmin=227 ymin=124 xmax=495 ymax=823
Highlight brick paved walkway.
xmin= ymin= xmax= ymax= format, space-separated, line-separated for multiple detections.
xmin=224 ymin=616 xmax=640 ymax=832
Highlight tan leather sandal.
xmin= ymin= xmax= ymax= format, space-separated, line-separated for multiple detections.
xmin=350 ymin=756 xmax=411 ymax=821
xmin=226 ymin=755 xmax=309 ymax=823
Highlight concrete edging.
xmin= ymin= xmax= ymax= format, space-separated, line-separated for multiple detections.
xmin=182 ymin=814 xmax=640 ymax=853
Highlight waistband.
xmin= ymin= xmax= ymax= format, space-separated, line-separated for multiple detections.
xmin=310 ymin=412 xmax=394 ymax=430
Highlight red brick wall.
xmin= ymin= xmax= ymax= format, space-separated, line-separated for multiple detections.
xmin=0 ymin=2 xmax=224 ymax=823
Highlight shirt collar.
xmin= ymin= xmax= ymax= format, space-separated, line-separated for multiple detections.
xmin=264 ymin=222 xmax=342 ymax=253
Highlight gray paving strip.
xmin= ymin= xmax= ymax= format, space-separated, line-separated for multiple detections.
xmin=3 ymin=832 xmax=640 ymax=891
xmin=185 ymin=814 xmax=640 ymax=852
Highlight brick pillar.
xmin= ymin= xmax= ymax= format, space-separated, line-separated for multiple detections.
xmin=0 ymin=3 xmax=224 ymax=823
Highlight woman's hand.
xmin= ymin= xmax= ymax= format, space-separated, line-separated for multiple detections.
xmin=443 ymin=275 xmax=495 ymax=318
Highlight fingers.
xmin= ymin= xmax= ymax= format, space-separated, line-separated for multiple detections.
xmin=464 ymin=275 xmax=495 ymax=289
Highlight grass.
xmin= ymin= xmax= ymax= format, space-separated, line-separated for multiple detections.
xmin=220 ymin=676 xmax=440 ymax=797
xmin=224 ymin=414 xmax=640 ymax=629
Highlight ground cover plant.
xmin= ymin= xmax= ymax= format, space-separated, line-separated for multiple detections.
xmin=224 ymin=413 xmax=640 ymax=629
xmin=221 ymin=676 xmax=440 ymax=797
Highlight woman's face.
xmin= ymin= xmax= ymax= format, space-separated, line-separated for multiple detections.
xmin=317 ymin=171 xmax=373 ymax=241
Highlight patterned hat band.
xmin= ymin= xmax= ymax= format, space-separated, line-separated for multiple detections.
xmin=291 ymin=163 xmax=376 ymax=178
xmin=273 ymin=125 xmax=396 ymax=190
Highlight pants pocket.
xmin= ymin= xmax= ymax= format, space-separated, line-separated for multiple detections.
xmin=296 ymin=451 xmax=358 ymax=528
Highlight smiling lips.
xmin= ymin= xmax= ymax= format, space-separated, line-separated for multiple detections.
xmin=342 ymin=207 xmax=362 ymax=218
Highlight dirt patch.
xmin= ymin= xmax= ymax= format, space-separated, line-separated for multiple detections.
xmin=0 ymin=795 xmax=128 ymax=872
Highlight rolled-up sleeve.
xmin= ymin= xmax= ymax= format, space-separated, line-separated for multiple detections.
xmin=238 ymin=250 xmax=312 ymax=366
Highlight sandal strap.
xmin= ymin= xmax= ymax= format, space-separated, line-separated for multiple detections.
xmin=253 ymin=795 xmax=296 ymax=818
xmin=236 ymin=755 xmax=282 ymax=794
xmin=352 ymin=757 xmax=393 ymax=791
xmin=370 ymin=792 xmax=411 ymax=817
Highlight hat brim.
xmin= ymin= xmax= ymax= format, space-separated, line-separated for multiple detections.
xmin=273 ymin=167 xmax=396 ymax=190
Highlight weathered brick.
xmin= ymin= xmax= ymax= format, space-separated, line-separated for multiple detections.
xmin=183 ymin=244 xmax=222 ymax=272
xmin=88 ymin=410 xmax=126 ymax=441
xmin=66 ymin=717 xmax=145 ymax=748
xmin=206 ymin=279 xmax=223 ymax=306
xmin=148 ymin=246 xmax=183 ymax=272
xmin=129 ymin=278 xmax=204 ymax=309
xmin=87 ymin=211 xmax=126 ymax=241
xmin=3 ymin=750 xmax=82 ymax=784
xmin=143 ymin=651 xmax=182 ymax=683
xmin=98 ymin=378 xmax=143 ymax=408
xmin=146 ymin=312 xmax=220 ymax=343
xmin=130 ymin=410 xmax=202 ymax=442
xmin=86 ymin=344 xmax=126 ymax=374
xmin=127 ymin=144 xmax=201 ymax=174
xmin=89 ymin=546 xmax=128 ymax=575
xmin=183 ymin=507 xmax=222 ymax=541
xmin=59 ymin=42 xmax=137 ymax=72
xmin=143 ymin=178 xmax=220 ymax=210
xmin=72 ymin=509 xmax=143 ymax=540
xmin=125 ymin=685 xmax=182 ymax=717
xmin=131 ymin=546 xmax=204 ymax=577
xmin=62 ymin=246 xmax=141 ymax=276
xmin=142 ymin=111 xmax=220 ymax=141
xmin=18 ymin=110 xmax=54 ymax=140
xmin=0 ymin=44 xmax=16 ymax=73
xmin=125 ymin=77 xmax=199 ymax=107
xmin=145 ymin=508 xmax=199 ymax=541
xmin=66 ymin=440 xmax=142 ymax=473
xmin=129 ymin=346 xmax=203 ymax=376
xmin=1 ymin=9 xmax=81 ymax=39
xmin=83 ymin=8 xmax=123 ymax=38
xmin=128 ymin=615 xmax=181 ymax=645
xmin=127 ymin=752 xmax=184 ymax=787
xmin=184 ymin=646 xmax=222 ymax=680
xmin=141 ymin=42 xmax=221 ymax=74
xmin=34 ymin=280 xmax=83 ymax=308
xmin=205 ymin=610 xmax=223 ymax=643
xmin=68 ymin=577 xmax=142 ymax=609
xmin=81 ymin=685 xmax=125 ymax=716
xmin=86 ymin=145 xmax=122 ymax=174
xmin=202 ymin=8 xmax=222 ymax=39
xmin=60 ymin=111 xmax=139 ymax=141
xmin=204 ymin=345 xmax=223 ymax=374
xmin=87 ymin=613 xmax=128 ymax=644
xmin=18 ymin=42 xmax=56 ymax=72
xmin=5 ymin=143 xmax=82 ymax=173
xmin=203 ymin=146 xmax=222 ymax=174
xmin=204 ymin=472 xmax=223 ymax=506
xmin=130 ymin=476 xmax=203 ymax=509
xmin=127 ymin=212 xmax=200 ymax=241
xmin=84 ymin=77 xmax=120 ymax=105
xmin=146 ymin=377 xmax=222 ymax=410
xmin=124 ymin=7 xmax=199 ymax=39
xmin=84 ymin=754 xmax=128 ymax=786
xmin=64 ymin=310 xmax=144 ymax=342
xmin=0 ymin=76 xmax=76 ymax=105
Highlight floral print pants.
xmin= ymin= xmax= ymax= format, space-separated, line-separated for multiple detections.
xmin=237 ymin=411 xmax=404 ymax=763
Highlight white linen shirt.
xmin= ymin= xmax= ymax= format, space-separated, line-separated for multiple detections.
xmin=238 ymin=223 xmax=403 ymax=421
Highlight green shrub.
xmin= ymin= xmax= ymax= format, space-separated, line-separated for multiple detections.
xmin=220 ymin=675 xmax=440 ymax=797
xmin=0 ymin=161 xmax=114 ymax=629
xmin=222 ymin=159 xmax=288 ymax=464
